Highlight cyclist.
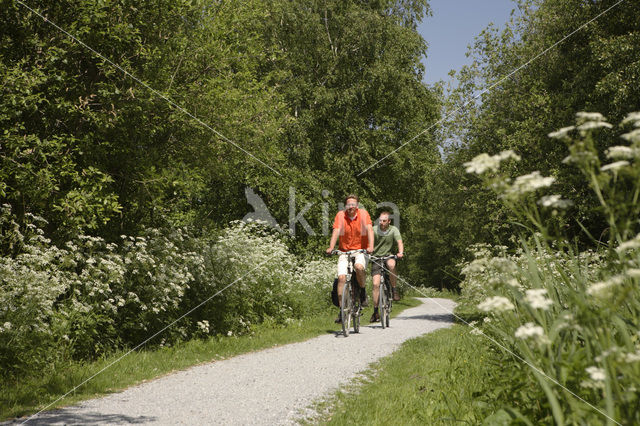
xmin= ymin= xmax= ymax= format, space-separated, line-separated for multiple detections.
xmin=370 ymin=211 xmax=404 ymax=322
xmin=326 ymin=194 xmax=374 ymax=323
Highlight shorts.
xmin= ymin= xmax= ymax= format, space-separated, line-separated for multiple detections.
xmin=337 ymin=252 xmax=368 ymax=276
xmin=370 ymin=258 xmax=389 ymax=276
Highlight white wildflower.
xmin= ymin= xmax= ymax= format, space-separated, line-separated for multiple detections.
xmin=626 ymin=269 xmax=640 ymax=279
xmin=621 ymin=112 xmax=640 ymax=126
xmin=478 ymin=296 xmax=515 ymax=312
xmin=525 ymin=289 xmax=553 ymax=310
xmin=616 ymin=234 xmax=640 ymax=254
xmin=515 ymin=322 xmax=549 ymax=344
xmin=463 ymin=150 xmax=520 ymax=175
xmin=197 ymin=320 xmax=210 ymax=334
xmin=562 ymin=151 xmax=598 ymax=165
xmin=548 ymin=126 xmax=575 ymax=139
xmin=587 ymin=275 xmax=625 ymax=298
xmin=623 ymin=351 xmax=640 ymax=363
xmin=470 ymin=327 xmax=484 ymax=335
xmin=504 ymin=171 xmax=555 ymax=197
xmin=606 ymin=146 xmax=636 ymax=160
xmin=621 ymin=129 xmax=640 ymax=144
xmin=586 ymin=366 xmax=606 ymax=382
xmin=538 ymin=194 xmax=573 ymax=209
xmin=601 ymin=161 xmax=629 ymax=172
xmin=227 ymin=330 xmax=233 ymax=337
xmin=464 ymin=153 xmax=500 ymax=174
xmin=576 ymin=112 xmax=606 ymax=123
xmin=577 ymin=121 xmax=613 ymax=132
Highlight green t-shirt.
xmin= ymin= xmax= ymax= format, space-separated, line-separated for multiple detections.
xmin=372 ymin=225 xmax=402 ymax=256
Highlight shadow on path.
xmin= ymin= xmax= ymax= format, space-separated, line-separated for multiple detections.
xmin=7 ymin=411 xmax=155 ymax=425
xmin=394 ymin=313 xmax=454 ymax=323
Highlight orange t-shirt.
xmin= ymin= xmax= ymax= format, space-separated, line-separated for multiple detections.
xmin=333 ymin=209 xmax=372 ymax=251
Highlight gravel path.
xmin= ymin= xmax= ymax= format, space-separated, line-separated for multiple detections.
xmin=13 ymin=297 xmax=456 ymax=425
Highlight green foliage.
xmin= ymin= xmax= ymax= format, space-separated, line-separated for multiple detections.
xmin=418 ymin=0 xmax=640 ymax=288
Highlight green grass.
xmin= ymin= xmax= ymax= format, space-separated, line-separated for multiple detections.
xmin=1 ymin=298 xmax=421 ymax=421
xmin=312 ymin=324 xmax=519 ymax=426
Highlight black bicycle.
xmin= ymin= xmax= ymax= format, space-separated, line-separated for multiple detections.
xmin=371 ymin=255 xmax=397 ymax=329
xmin=331 ymin=249 xmax=367 ymax=337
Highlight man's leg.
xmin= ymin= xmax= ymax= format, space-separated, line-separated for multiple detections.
xmin=370 ymin=273 xmax=381 ymax=322
xmin=336 ymin=274 xmax=347 ymax=305
xmin=387 ymin=258 xmax=400 ymax=301
xmin=372 ymin=274 xmax=381 ymax=308
xmin=354 ymin=262 xmax=369 ymax=307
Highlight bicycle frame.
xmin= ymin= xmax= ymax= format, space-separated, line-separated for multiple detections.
xmin=332 ymin=249 xmax=366 ymax=337
xmin=371 ymin=255 xmax=396 ymax=328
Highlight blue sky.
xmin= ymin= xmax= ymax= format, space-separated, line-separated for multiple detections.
xmin=418 ymin=0 xmax=518 ymax=85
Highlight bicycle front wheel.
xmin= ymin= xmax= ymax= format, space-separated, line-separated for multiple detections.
xmin=341 ymin=281 xmax=352 ymax=337
xmin=352 ymin=278 xmax=360 ymax=334
xmin=384 ymin=283 xmax=391 ymax=327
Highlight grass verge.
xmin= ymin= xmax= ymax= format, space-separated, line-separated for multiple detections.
xmin=1 ymin=297 xmax=422 ymax=421
xmin=313 ymin=324 xmax=516 ymax=425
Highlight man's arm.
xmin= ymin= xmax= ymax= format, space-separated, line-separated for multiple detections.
xmin=326 ymin=228 xmax=341 ymax=254
xmin=366 ymin=224 xmax=374 ymax=253
xmin=396 ymin=239 xmax=404 ymax=258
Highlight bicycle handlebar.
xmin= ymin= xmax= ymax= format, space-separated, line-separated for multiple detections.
xmin=370 ymin=254 xmax=399 ymax=261
xmin=330 ymin=249 xmax=368 ymax=256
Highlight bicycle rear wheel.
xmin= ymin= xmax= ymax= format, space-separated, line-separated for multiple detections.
xmin=341 ymin=281 xmax=352 ymax=337
xmin=379 ymin=278 xmax=387 ymax=329
xmin=384 ymin=282 xmax=391 ymax=327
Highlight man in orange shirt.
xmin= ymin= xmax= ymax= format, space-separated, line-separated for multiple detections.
xmin=325 ymin=194 xmax=374 ymax=323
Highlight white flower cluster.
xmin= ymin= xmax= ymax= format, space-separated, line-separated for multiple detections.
xmin=463 ymin=150 xmax=521 ymax=175
xmin=478 ymin=296 xmax=515 ymax=313
xmin=502 ymin=171 xmax=555 ymax=198
xmin=515 ymin=322 xmax=550 ymax=345
xmin=537 ymin=194 xmax=573 ymax=209
xmin=524 ymin=289 xmax=553 ymax=310
xmin=586 ymin=275 xmax=625 ymax=299
xmin=616 ymin=233 xmax=640 ymax=254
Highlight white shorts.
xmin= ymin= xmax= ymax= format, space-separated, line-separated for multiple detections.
xmin=337 ymin=252 xmax=368 ymax=276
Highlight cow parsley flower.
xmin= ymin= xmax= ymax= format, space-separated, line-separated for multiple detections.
xmin=585 ymin=366 xmax=606 ymax=382
xmin=538 ymin=194 xmax=573 ymax=209
xmin=525 ymin=289 xmax=553 ymax=310
xmin=621 ymin=129 xmax=640 ymax=144
xmin=576 ymin=112 xmax=606 ymax=123
xmin=548 ymin=126 xmax=575 ymax=139
xmin=621 ymin=112 xmax=640 ymax=126
xmin=515 ymin=322 xmax=549 ymax=344
xmin=616 ymin=234 xmax=640 ymax=254
xmin=577 ymin=121 xmax=613 ymax=132
xmin=601 ymin=161 xmax=629 ymax=172
xmin=463 ymin=150 xmax=520 ymax=174
xmin=503 ymin=172 xmax=555 ymax=197
xmin=606 ymin=146 xmax=636 ymax=160
xmin=587 ymin=275 xmax=625 ymax=298
xmin=478 ymin=296 xmax=514 ymax=312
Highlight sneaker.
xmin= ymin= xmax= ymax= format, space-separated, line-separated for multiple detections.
xmin=334 ymin=313 xmax=342 ymax=324
xmin=369 ymin=312 xmax=380 ymax=322
xmin=360 ymin=288 xmax=369 ymax=307
xmin=393 ymin=288 xmax=400 ymax=301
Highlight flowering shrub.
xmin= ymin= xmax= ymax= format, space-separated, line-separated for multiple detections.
xmin=459 ymin=112 xmax=640 ymax=424
xmin=0 ymin=214 xmax=334 ymax=381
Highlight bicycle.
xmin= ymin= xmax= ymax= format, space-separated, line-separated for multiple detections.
xmin=370 ymin=255 xmax=397 ymax=329
xmin=331 ymin=249 xmax=367 ymax=337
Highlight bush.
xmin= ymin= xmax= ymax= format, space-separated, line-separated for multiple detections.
xmin=0 ymin=213 xmax=334 ymax=381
